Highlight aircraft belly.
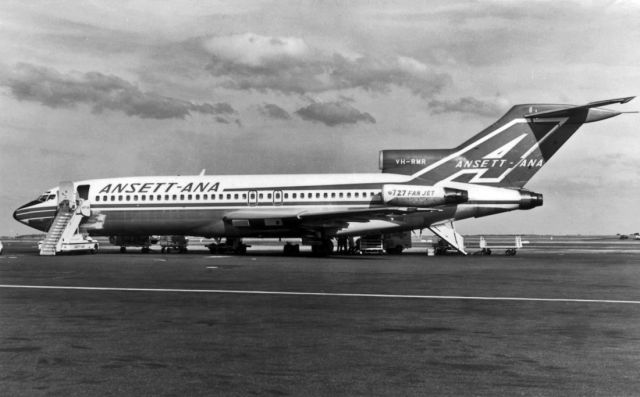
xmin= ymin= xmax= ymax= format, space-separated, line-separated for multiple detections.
xmin=98 ymin=208 xmax=226 ymax=236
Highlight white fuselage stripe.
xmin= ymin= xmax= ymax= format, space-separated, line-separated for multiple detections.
xmin=1 ymin=284 xmax=639 ymax=305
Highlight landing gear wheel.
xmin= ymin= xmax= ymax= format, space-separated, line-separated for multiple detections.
xmin=311 ymin=240 xmax=334 ymax=256
xmin=161 ymin=247 xmax=166 ymax=253
xmin=283 ymin=243 xmax=300 ymax=255
xmin=386 ymin=246 xmax=404 ymax=255
xmin=141 ymin=247 xmax=150 ymax=254
xmin=120 ymin=246 xmax=126 ymax=253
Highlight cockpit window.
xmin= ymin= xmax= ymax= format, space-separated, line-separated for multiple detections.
xmin=36 ymin=193 xmax=56 ymax=202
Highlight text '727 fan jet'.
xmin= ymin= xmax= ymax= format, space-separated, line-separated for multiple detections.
xmin=14 ymin=96 xmax=635 ymax=255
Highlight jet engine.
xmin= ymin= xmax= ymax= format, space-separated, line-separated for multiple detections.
xmin=518 ymin=190 xmax=543 ymax=209
xmin=382 ymin=185 xmax=468 ymax=207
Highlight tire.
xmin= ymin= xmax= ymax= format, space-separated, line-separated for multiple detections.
xmin=312 ymin=240 xmax=333 ymax=256
xmin=120 ymin=247 xmax=126 ymax=253
xmin=386 ymin=246 xmax=404 ymax=255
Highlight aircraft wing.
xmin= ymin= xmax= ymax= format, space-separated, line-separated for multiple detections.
xmin=222 ymin=206 xmax=440 ymax=229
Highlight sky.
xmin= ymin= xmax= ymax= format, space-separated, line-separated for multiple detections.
xmin=1 ymin=0 xmax=639 ymax=236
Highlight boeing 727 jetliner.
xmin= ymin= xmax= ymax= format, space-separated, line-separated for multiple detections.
xmin=14 ymin=97 xmax=634 ymax=255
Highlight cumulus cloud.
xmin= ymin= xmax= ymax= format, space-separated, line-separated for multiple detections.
xmin=295 ymin=101 xmax=375 ymax=127
xmin=2 ymin=63 xmax=235 ymax=120
xmin=259 ymin=103 xmax=291 ymax=120
xmin=202 ymin=33 xmax=449 ymax=97
xmin=428 ymin=97 xmax=504 ymax=117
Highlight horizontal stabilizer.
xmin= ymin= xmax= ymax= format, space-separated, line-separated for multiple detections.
xmin=524 ymin=96 xmax=634 ymax=121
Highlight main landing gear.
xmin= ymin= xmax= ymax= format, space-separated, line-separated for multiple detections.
xmin=310 ymin=239 xmax=334 ymax=257
xmin=283 ymin=242 xmax=300 ymax=255
xmin=207 ymin=238 xmax=249 ymax=255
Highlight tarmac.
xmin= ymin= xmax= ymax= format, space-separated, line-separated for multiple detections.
xmin=1 ymin=236 xmax=640 ymax=396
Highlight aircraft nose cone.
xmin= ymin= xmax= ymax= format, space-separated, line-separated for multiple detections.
xmin=13 ymin=202 xmax=33 ymax=224
xmin=13 ymin=207 xmax=25 ymax=223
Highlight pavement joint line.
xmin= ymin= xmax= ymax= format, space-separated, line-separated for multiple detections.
xmin=1 ymin=284 xmax=640 ymax=305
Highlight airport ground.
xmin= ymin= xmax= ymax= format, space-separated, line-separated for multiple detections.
xmin=1 ymin=236 xmax=640 ymax=396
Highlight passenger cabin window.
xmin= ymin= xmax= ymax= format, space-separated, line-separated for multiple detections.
xmin=95 ymin=196 xmax=100 ymax=202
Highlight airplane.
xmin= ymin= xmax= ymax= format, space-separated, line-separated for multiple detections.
xmin=13 ymin=96 xmax=634 ymax=256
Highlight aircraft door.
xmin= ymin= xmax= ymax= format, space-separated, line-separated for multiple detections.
xmin=273 ymin=190 xmax=283 ymax=206
xmin=58 ymin=181 xmax=77 ymax=209
xmin=248 ymin=190 xmax=258 ymax=206
xmin=77 ymin=184 xmax=90 ymax=200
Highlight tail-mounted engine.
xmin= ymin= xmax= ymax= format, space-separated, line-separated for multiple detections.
xmin=382 ymin=184 xmax=468 ymax=207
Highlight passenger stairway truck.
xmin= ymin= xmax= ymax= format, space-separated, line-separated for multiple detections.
xmin=39 ymin=181 xmax=97 ymax=256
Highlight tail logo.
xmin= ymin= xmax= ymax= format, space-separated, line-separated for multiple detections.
xmin=482 ymin=134 xmax=527 ymax=159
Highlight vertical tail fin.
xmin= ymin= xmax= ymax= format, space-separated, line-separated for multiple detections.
xmin=380 ymin=97 xmax=634 ymax=187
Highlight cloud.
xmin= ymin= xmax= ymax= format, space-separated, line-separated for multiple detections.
xmin=428 ymin=97 xmax=504 ymax=117
xmin=295 ymin=102 xmax=375 ymax=127
xmin=2 ymin=63 xmax=235 ymax=120
xmin=202 ymin=33 xmax=450 ymax=97
xmin=259 ymin=103 xmax=291 ymax=120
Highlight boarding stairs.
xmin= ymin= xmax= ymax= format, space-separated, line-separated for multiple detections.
xmin=39 ymin=200 xmax=88 ymax=256
xmin=429 ymin=220 xmax=467 ymax=255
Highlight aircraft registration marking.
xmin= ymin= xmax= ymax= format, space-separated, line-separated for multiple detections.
xmin=1 ymin=284 xmax=639 ymax=305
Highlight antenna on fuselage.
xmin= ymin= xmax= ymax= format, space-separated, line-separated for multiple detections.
xmin=199 ymin=169 xmax=206 ymax=176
